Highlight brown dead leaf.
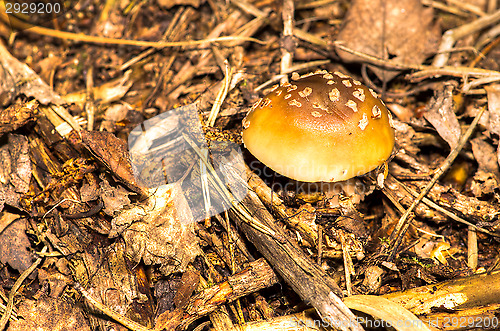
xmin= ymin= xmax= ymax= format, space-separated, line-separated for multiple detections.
xmin=336 ymin=0 xmax=440 ymax=81
xmin=0 ymin=218 xmax=35 ymax=273
xmin=7 ymin=295 xmax=91 ymax=331
xmin=80 ymin=182 xmax=100 ymax=202
xmin=423 ymin=84 xmax=461 ymax=149
xmin=471 ymin=137 xmax=500 ymax=176
xmin=0 ymin=211 xmax=18 ymax=234
xmin=485 ymin=84 xmax=500 ymax=136
xmin=0 ymin=41 xmax=64 ymax=106
xmin=173 ymin=269 xmax=200 ymax=309
xmin=0 ymin=134 xmax=31 ymax=210
xmin=470 ymin=137 xmax=500 ymax=197
xmin=80 ymin=130 xmax=146 ymax=196
xmin=99 ymin=175 xmax=131 ymax=216
xmin=471 ymin=170 xmax=498 ymax=197
xmin=110 ymin=184 xmax=200 ymax=275
xmin=484 ymin=84 xmax=500 ymax=170
xmin=37 ymin=268 xmax=71 ymax=298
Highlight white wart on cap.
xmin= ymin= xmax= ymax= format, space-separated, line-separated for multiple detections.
xmin=242 ymin=70 xmax=395 ymax=183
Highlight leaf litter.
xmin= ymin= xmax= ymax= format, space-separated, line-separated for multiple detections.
xmin=2 ymin=0 xmax=500 ymax=330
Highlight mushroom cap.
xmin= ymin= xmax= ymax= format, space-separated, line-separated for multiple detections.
xmin=242 ymin=70 xmax=395 ymax=182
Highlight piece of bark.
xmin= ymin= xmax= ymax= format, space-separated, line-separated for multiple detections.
xmin=184 ymin=258 xmax=278 ymax=317
xmin=154 ymin=258 xmax=278 ymax=330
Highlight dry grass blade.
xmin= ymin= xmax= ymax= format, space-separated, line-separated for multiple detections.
xmin=181 ymin=133 xmax=282 ymax=241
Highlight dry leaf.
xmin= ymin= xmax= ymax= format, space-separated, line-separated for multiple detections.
xmin=471 ymin=137 xmax=500 ymax=176
xmin=99 ymin=175 xmax=131 ymax=216
xmin=110 ymin=184 xmax=200 ymax=275
xmin=7 ymin=295 xmax=91 ymax=331
xmin=80 ymin=130 xmax=146 ymax=196
xmin=485 ymin=84 xmax=500 ymax=136
xmin=423 ymin=84 xmax=461 ymax=150
xmin=336 ymin=0 xmax=440 ymax=81
xmin=101 ymin=103 xmax=132 ymax=131
xmin=470 ymin=137 xmax=500 ymax=196
xmin=484 ymin=84 xmax=500 ymax=170
xmin=0 ymin=134 xmax=31 ymax=209
xmin=0 ymin=41 xmax=64 ymax=106
xmin=0 ymin=217 xmax=35 ymax=272
xmin=74 ymin=240 xmax=154 ymax=330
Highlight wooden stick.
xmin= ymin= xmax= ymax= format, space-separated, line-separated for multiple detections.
xmin=227 ymin=174 xmax=364 ymax=331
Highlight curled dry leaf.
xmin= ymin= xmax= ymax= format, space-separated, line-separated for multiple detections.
xmin=0 ymin=134 xmax=31 ymax=210
xmin=484 ymin=84 xmax=500 ymax=169
xmin=423 ymin=84 xmax=461 ymax=150
xmin=80 ymin=130 xmax=146 ymax=196
xmin=99 ymin=175 xmax=131 ymax=216
xmin=0 ymin=41 xmax=64 ymax=106
xmin=0 ymin=217 xmax=35 ymax=272
xmin=7 ymin=295 xmax=91 ymax=331
xmin=470 ymin=137 xmax=500 ymax=197
xmin=336 ymin=0 xmax=440 ymax=81
xmin=110 ymin=184 xmax=201 ymax=275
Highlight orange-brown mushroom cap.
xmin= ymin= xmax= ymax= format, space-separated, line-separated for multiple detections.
xmin=242 ymin=70 xmax=395 ymax=182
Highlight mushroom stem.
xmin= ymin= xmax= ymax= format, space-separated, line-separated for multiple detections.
xmin=321 ymin=178 xmax=370 ymax=208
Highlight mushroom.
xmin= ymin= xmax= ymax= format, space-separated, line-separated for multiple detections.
xmin=242 ymin=70 xmax=395 ymax=205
